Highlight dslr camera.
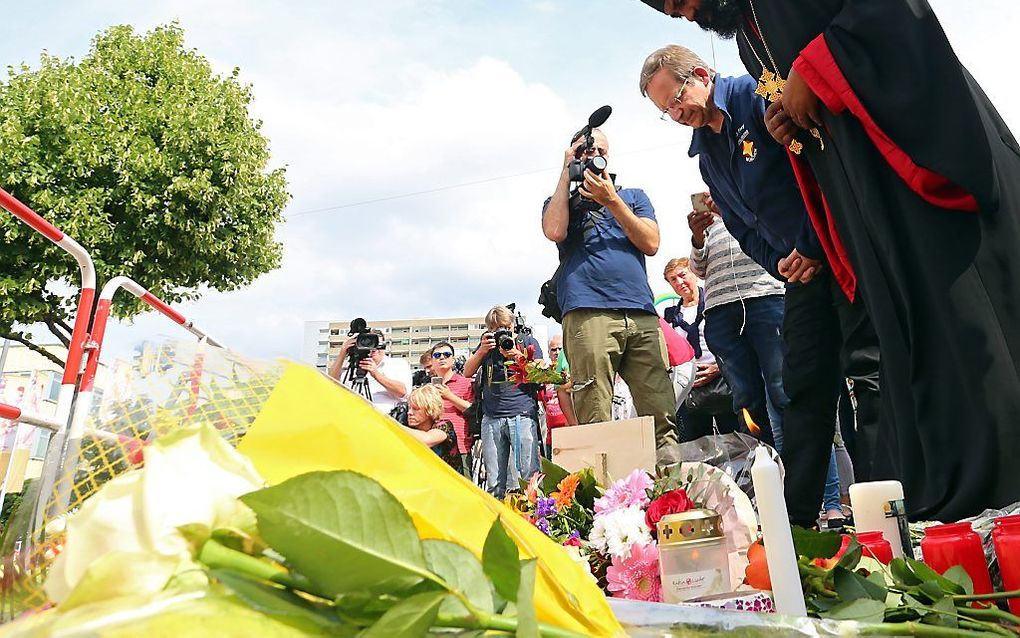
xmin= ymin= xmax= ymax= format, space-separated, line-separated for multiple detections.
xmin=492 ymin=304 xmax=532 ymax=352
xmin=568 ymin=105 xmax=617 ymax=214
xmin=346 ymin=317 xmax=384 ymax=379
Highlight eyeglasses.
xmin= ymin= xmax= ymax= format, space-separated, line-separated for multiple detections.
xmin=549 ymin=347 xmax=561 ymax=353
xmin=659 ymin=76 xmax=691 ymax=121
xmin=431 ymin=351 xmax=454 ymax=359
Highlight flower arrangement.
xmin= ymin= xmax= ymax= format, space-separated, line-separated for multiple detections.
xmin=510 ymin=460 xmax=753 ymax=604
xmin=504 ymin=345 xmax=565 ymax=386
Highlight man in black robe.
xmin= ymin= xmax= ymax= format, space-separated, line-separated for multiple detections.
xmin=639 ymin=0 xmax=1020 ymax=522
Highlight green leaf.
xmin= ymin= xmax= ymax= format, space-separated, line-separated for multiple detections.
xmin=211 ymin=569 xmax=341 ymax=630
xmin=917 ymin=581 xmax=947 ymax=603
xmin=422 ymin=540 xmax=494 ymax=617
xmin=791 ymin=526 xmax=843 ymax=560
xmin=925 ymin=597 xmax=959 ymax=629
xmin=832 ymin=566 xmax=886 ymax=603
xmin=836 ymin=538 xmax=863 ymax=570
xmin=539 ymin=459 xmax=569 ymax=495
xmin=819 ymin=598 xmax=887 ymax=623
xmin=941 ymin=566 xmax=975 ymax=596
xmin=574 ymin=468 xmax=600 ymax=510
xmin=240 ymin=471 xmax=435 ymax=598
xmin=891 ymin=558 xmax=923 ymax=587
xmin=358 ymin=590 xmax=446 ymax=638
xmin=907 ymin=559 xmax=965 ymax=595
xmin=515 ymin=559 xmax=539 ymax=638
xmin=482 ymin=517 xmax=520 ymax=603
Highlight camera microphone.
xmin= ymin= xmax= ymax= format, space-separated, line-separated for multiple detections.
xmin=588 ymin=105 xmax=612 ymax=129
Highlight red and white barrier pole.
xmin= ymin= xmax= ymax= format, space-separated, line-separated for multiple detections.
xmin=52 ymin=276 xmax=224 ymax=512
xmin=0 ymin=188 xmax=95 ymax=528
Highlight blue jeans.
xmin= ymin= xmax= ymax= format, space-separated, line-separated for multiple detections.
xmin=703 ymin=296 xmax=788 ymax=451
xmin=481 ymin=414 xmax=540 ymax=498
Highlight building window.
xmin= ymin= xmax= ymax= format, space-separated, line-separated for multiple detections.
xmin=329 ymin=329 xmax=340 ymax=335
xmin=31 ymin=431 xmax=51 ymax=460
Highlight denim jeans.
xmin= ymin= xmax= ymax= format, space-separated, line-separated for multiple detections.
xmin=703 ymin=295 xmax=788 ymax=450
xmin=481 ymin=413 xmax=540 ymax=498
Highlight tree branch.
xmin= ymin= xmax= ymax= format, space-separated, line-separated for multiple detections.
xmin=43 ymin=316 xmax=72 ymax=349
xmin=0 ymin=331 xmax=66 ymax=368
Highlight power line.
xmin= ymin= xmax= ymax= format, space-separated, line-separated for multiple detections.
xmin=285 ymin=141 xmax=686 ymax=220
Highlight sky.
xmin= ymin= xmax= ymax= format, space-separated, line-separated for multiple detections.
xmin=4 ymin=0 xmax=1019 ymax=365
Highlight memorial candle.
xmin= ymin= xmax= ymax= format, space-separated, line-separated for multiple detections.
xmin=751 ymin=446 xmax=806 ymax=616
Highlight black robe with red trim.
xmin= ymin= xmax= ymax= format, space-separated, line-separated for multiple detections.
xmin=735 ymin=0 xmax=1020 ymax=521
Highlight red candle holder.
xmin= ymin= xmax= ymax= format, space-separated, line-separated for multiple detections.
xmin=856 ymin=531 xmax=893 ymax=565
xmin=920 ymin=522 xmax=993 ymax=595
xmin=992 ymin=515 xmax=1020 ymax=614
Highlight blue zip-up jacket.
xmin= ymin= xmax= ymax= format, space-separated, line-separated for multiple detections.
xmin=688 ymin=74 xmax=823 ymax=280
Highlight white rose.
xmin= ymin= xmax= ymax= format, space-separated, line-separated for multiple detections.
xmin=44 ymin=426 xmax=265 ymax=603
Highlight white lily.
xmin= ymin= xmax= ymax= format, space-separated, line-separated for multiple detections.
xmin=44 ymin=425 xmax=265 ymax=604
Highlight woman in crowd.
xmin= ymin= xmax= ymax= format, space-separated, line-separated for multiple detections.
xmin=405 ymin=384 xmax=459 ymax=470
xmin=430 ymin=340 xmax=475 ymax=477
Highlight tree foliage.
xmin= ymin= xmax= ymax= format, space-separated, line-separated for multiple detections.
xmin=0 ymin=23 xmax=289 ymax=363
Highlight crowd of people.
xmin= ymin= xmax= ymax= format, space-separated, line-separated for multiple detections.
xmin=327 ymin=0 xmax=1020 ymax=527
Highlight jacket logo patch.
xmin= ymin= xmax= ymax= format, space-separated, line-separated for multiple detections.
xmin=742 ymin=139 xmax=758 ymax=162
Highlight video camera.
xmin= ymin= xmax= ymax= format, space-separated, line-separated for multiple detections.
xmin=346 ymin=317 xmax=384 ymax=380
xmin=492 ymin=304 xmax=532 ymax=352
xmin=568 ymin=105 xmax=617 ymax=213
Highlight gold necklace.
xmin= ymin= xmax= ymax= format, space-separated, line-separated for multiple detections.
xmin=743 ymin=0 xmax=824 ymax=155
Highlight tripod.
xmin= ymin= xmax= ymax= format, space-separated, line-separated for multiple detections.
xmin=342 ymin=353 xmax=373 ymax=401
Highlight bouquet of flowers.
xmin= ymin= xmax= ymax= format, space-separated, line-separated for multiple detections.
xmin=510 ymin=460 xmax=756 ymax=604
xmin=504 ymin=345 xmax=565 ymax=386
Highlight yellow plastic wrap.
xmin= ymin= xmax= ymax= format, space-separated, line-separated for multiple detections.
xmin=238 ymin=363 xmax=623 ymax=637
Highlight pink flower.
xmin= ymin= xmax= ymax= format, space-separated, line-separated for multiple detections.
xmin=606 ymin=542 xmax=662 ymax=602
xmin=594 ymin=469 xmax=653 ymax=515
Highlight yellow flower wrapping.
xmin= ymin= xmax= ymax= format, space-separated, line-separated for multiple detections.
xmin=238 ymin=363 xmax=623 ymax=637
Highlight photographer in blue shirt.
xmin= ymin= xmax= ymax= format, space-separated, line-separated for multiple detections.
xmin=639 ymin=44 xmax=880 ymax=527
xmin=542 ymin=127 xmax=678 ymax=456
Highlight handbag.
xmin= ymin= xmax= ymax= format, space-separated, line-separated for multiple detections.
xmin=685 ymin=373 xmax=734 ymax=415
xmin=537 ymin=261 xmax=564 ymax=324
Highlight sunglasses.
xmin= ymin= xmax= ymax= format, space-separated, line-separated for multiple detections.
xmin=549 ymin=347 xmax=562 ymax=352
xmin=431 ymin=351 xmax=454 ymax=359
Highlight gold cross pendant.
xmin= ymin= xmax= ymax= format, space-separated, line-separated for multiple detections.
xmin=755 ymin=69 xmax=784 ymax=103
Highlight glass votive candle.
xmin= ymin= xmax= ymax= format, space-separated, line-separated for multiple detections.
xmin=657 ymin=508 xmax=732 ymax=603
xmin=992 ymin=515 xmax=1020 ymax=614
xmin=920 ymin=522 xmax=993 ymax=595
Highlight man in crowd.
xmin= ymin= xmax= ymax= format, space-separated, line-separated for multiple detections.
xmin=639 ymin=44 xmax=878 ymax=526
xmin=640 ymin=0 xmax=1020 ymax=521
xmin=328 ymin=329 xmax=412 ymax=415
xmin=541 ymin=126 xmax=677 ymax=454
xmin=429 ymin=341 xmax=475 ymax=479
xmin=463 ymin=305 xmax=543 ymax=498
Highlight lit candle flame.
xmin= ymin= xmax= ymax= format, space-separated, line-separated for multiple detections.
xmin=742 ymin=408 xmax=762 ymax=437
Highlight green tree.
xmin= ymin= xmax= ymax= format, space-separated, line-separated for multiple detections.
xmin=0 ymin=23 xmax=289 ymax=365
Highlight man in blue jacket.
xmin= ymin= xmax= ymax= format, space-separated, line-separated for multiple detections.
xmin=639 ymin=44 xmax=880 ymax=527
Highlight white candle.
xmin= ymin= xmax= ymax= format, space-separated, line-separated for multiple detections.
xmin=751 ymin=446 xmax=807 ymax=616
xmin=849 ymin=480 xmax=911 ymax=559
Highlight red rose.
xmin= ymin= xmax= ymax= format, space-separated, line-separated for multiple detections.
xmin=645 ymin=489 xmax=695 ymax=530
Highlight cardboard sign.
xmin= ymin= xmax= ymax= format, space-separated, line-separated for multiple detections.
xmin=551 ymin=416 xmax=656 ymax=484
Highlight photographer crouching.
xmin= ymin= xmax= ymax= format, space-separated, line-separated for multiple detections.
xmin=463 ymin=305 xmax=544 ymax=498
xmin=327 ymin=319 xmax=411 ymax=415
xmin=541 ymin=113 xmax=678 ymax=456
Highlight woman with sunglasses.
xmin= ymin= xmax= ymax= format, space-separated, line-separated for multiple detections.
xmin=430 ymin=341 xmax=475 ymax=478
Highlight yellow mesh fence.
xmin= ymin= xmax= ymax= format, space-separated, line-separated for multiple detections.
xmin=0 ymin=339 xmax=283 ymax=619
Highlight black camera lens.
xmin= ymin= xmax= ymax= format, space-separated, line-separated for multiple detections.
xmin=498 ymin=336 xmax=515 ymax=350
xmin=588 ymin=156 xmax=608 ymax=172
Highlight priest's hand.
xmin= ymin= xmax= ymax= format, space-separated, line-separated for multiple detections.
xmin=779 ymin=248 xmax=823 ymax=283
xmin=764 ymin=101 xmax=800 ymax=147
xmin=782 ymin=69 xmax=823 ymax=130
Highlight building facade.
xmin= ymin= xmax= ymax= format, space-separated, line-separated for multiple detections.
xmin=303 ymin=317 xmax=488 ymax=372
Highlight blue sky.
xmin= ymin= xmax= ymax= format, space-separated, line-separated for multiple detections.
xmin=5 ymin=1 xmax=1018 ymax=364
